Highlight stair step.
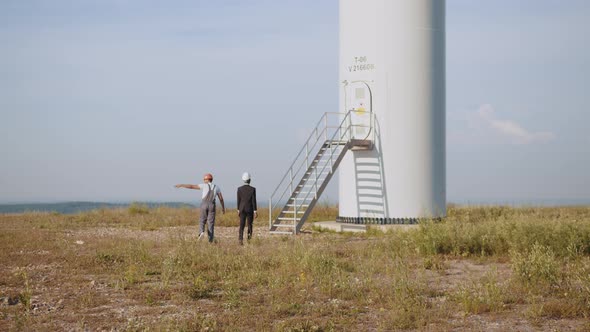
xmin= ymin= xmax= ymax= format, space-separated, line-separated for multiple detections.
xmin=302 ymin=175 xmax=328 ymax=179
xmin=300 ymin=179 xmax=325 ymax=184
xmin=288 ymin=197 xmax=313 ymax=201
xmin=290 ymin=196 xmax=314 ymax=200
xmin=302 ymin=178 xmax=328 ymax=182
xmin=310 ymin=165 xmax=330 ymax=169
xmin=269 ymin=128 xmax=364 ymax=236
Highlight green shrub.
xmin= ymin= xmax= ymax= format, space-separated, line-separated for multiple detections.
xmin=453 ymin=270 xmax=509 ymax=314
xmin=188 ymin=276 xmax=215 ymax=300
xmin=128 ymin=202 xmax=150 ymax=215
xmin=412 ymin=206 xmax=590 ymax=258
xmin=511 ymin=242 xmax=559 ymax=286
xmin=18 ymin=272 xmax=32 ymax=312
xmin=562 ymin=259 xmax=590 ymax=317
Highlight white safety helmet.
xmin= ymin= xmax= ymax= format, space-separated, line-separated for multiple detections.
xmin=241 ymin=172 xmax=251 ymax=182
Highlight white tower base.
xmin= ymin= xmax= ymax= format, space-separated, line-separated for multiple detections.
xmin=338 ymin=0 xmax=446 ymax=223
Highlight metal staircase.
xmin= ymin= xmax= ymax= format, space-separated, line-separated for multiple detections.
xmin=269 ymin=110 xmax=375 ymax=235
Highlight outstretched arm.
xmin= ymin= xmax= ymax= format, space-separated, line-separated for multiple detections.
xmin=175 ymin=184 xmax=201 ymax=190
xmin=218 ymin=192 xmax=226 ymax=214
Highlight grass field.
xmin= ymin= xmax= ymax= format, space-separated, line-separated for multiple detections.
xmin=1 ymin=205 xmax=590 ymax=331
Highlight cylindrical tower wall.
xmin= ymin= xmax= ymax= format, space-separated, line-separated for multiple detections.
xmin=338 ymin=0 xmax=446 ymax=222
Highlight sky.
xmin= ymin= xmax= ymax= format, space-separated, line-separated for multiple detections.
xmin=1 ymin=0 xmax=589 ymax=205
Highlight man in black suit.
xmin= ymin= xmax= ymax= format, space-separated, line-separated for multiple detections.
xmin=237 ymin=172 xmax=257 ymax=245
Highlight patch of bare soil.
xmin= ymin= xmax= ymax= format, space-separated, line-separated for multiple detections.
xmin=1 ymin=225 xmax=589 ymax=331
xmin=423 ymin=260 xmax=587 ymax=332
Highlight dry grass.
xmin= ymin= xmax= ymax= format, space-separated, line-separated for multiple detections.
xmin=1 ymin=205 xmax=590 ymax=331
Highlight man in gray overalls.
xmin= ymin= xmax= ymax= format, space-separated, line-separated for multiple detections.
xmin=175 ymin=173 xmax=225 ymax=242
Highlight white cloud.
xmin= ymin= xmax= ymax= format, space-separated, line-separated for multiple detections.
xmin=477 ymin=104 xmax=556 ymax=144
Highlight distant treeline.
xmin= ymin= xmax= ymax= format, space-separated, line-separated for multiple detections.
xmin=0 ymin=202 xmax=198 ymax=214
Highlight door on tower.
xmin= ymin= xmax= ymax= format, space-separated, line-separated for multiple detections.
xmin=343 ymin=80 xmax=373 ymax=140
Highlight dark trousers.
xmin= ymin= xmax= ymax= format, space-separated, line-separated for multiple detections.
xmin=239 ymin=212 xmax=254 ymax=241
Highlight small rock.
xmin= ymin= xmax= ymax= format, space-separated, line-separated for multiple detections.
xmin=7 ymin=296 xmax=20 ymax=305
xmin=75 ymin=240 xmax=84 ymax=245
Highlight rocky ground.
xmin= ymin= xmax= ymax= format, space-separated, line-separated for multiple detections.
xmin=1 ymin=214 xmax=589 ymax=331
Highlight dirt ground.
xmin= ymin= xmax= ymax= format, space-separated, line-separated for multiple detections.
xmin=1 ymin=224 xmax=589 ymax=331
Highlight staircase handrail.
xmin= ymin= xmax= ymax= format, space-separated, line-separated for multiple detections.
xmin=291 ymin=111 xmax=375 ymax=216
xmin=269 ymin=112 xmax=341 ymax=199
xmin=269 ymin=110 xmax=374 ymax=229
